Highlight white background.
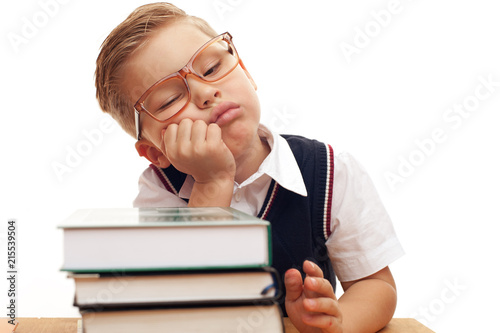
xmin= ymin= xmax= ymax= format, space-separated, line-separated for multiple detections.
xmin=1 ymin=0 xmax=499 ymax=331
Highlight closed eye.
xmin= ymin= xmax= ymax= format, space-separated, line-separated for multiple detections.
xmin=157 ymin=93 xmax=182 ymax=112
xmin=203 ymin=61 xmax=222 ymax=77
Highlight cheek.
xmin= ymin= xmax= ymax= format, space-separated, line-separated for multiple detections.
xmin=141 ymin=117 xmax=166 ymax=149
xmin=241 ymin=85 xmax=261 ymax=119
xmin=227 ymin=76 xmax=260 ymax=112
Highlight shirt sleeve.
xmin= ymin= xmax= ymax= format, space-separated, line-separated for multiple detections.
xmin=325 ymin=152 xmax=404 ymax=282
xmin=132 ymin=167 xmax=188 ymax=208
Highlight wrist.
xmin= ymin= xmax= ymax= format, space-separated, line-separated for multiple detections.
xmin=188 ymin=176 xmax=234 ymax=207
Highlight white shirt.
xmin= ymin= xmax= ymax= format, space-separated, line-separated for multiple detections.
xmin=133 ymin=125 xmax=404 ymax=282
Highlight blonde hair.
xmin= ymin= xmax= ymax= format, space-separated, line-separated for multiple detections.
xmin=95 ymin=2 xmax=218 ymax=138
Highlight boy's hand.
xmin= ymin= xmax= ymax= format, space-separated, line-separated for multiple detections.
xmin=162 ymin=118 xmax=236 ymax=183
xmin=162 ymin=118 xmax=236 ymax=206
xmin=285 ymin=260 xmax=343 ymax=333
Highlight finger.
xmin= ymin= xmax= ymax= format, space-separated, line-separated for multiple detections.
xmin=164 ymin=123 xmax=179 ymax=153
xmin=177 ymin=118 xmax=194 ymax=142
xmin=304 ymin=276 xmax=336 ymax=300
xmin=160 ymin=128 xmax=168 ymax=154
xmin=206 ymin=123 xmax=222 ymax=145
xmin=191 ymin=120 xmax=208 ymax=145
xmin=206 ymin=124 xmax=229 ymax=162
xmin=302 ymin=312 xmax=342 ymax=332
xmin=303 ymin=297 xmax=341 ymax=317
xmin=303 ymin=260 xmax=324 ymax=278
xmin=302 ymin=261 xmax=324 ymax=299
xmin=284 ymin=269 xmax=304 ymax=302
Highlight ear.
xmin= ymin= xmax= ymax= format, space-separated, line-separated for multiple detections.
xmin=239 ymin=60 xmax=257 ymax=90
xmin=135 ymin=139 xmax=171 ymax=169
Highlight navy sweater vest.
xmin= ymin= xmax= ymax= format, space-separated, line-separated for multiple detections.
xmin=150 ymin=135 xmax=335 ymax=315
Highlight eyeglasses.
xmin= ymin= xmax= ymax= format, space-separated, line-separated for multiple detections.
xmin=134 ymin=32 xmax=240 ymax=140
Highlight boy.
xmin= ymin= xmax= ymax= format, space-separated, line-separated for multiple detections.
xmin=95 ymin=3 xmax=404 ymax=332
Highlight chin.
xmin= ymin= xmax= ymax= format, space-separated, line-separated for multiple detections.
xmin=224 ymin=128 xmax=258 ymax=156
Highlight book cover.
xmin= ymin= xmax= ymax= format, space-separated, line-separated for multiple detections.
xmin=59 ymin=207 xmax=272 ymax=272
xmin=72 ymin=267 xmax=282 ymax=309
xmin=80 ymin=303 xmax=285 ymax=333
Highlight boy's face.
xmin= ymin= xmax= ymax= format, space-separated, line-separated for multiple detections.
xmin=122 ymin=21 xmax=261 ymax=163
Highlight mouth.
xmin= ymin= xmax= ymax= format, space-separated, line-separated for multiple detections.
xmin=210 ymin=101 xmax=242 ymax=126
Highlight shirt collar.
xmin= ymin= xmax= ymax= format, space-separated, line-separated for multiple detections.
xmin=243 ymin=124 xmax=307 ymax=196
xmin=179 ymin=124 xmax=308 ymax=198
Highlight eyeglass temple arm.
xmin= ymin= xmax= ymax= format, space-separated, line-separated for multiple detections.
xmin=135 ymin=109 xmax=141 ymax=141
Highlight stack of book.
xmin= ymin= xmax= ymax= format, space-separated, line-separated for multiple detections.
xmin=59 ymin=207 xmax=284 ymax=332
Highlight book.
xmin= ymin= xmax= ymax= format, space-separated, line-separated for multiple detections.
xmin=72 ymin=268 xmax=281 ymax=309
xmin=80 ymin=303 xmax=284 ymax=333
xmin=59 ymin=207 xmax=271 ymax=272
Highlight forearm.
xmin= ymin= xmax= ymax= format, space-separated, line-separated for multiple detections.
xmin=188 ymin=177 xmax=234 ymax=207
xmin=338 ymin=278 xmax=397 ymax=333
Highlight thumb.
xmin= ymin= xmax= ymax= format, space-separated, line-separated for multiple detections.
xmin=284 ymin=268 xmax=304 ymax=302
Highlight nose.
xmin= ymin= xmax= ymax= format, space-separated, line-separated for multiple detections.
xmin=187 ymin=76 xmax=220 ymax=109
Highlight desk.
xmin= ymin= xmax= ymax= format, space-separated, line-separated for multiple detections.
xmin=3 ymin=317 xmax=434 ymax=332
xmin=284 ymin=318 xmax=434 ymax=332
